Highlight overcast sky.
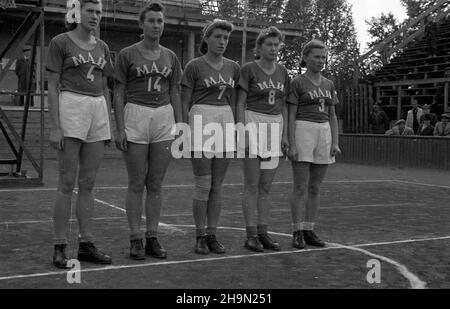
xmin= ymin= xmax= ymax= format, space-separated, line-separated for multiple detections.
xmin=348 ymin=0 xmax=408 ymax=52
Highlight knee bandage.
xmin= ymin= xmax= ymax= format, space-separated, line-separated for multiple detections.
xmin=193 ymin=175 xmax=212 ymax=201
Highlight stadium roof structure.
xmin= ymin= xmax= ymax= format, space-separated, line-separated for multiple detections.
xmin=37 ymin=0 xmax=303 ymax=37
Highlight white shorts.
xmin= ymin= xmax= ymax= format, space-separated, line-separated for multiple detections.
xmin=188 ymin=104 xmax=236 ymax=154
xmin=124 ymin=103 xmax=175 ymax=145
xmin=59 ymin=91 xmax=111 ymax=143
xmin=294 ymin=120 xmax=335 ymax=165
xmin=242 ymin=110 xmax=283 ymax=159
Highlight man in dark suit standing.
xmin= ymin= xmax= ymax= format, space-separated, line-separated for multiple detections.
xmin=14 ymin=47 xmax=35 ymax=106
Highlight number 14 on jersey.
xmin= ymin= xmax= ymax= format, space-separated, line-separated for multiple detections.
xmin=148 ymin=76 xmax=162 ymax=92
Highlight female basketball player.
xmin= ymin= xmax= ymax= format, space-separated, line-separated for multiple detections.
xmin=114 ymin=2 xmax=182 ymax=260
xmin=181 ymin=19 xmax=240 ymax=255
xmin=287 ymin=39 xmax=341 ymax=249
xmin=47 ymin=0 xmax=113 ymax=268
xmin=236 ymin=27 xmax=290 ymax=252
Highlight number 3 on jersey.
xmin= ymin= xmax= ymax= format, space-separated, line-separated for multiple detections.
xmin=148 ymin=76 xmax=162 ymax=92
xmin=318 ymin=98 xmax=325 ymax=112
xmin=268 ymin=90 xmax=276 ymax=105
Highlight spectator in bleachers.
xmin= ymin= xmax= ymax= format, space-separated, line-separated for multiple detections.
xmin=369 ymin=103 xmax=390 ymax=134
xmin=424 ymin=15 xmax=438 ymax=58
xmin=385 ymin=119 xmax=415 ymax=136
xmin=405 ymin=98 xmax=423 ymax=134
xmin=434 ymin=113 xmax=450 ymax=137
xmin=418 ymin=114 xmax=435 ymax=136
xmin=419 ymin=104 xmax=438 ymax=126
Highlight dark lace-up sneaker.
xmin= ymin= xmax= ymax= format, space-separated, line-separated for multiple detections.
xmin=303 ymin=230 xmax=326 ymax=247
xmin=206 ymin=235 xmax=226 ymax=254
xmin=145 ymin=237 xmax=167 ymax=259
xmin=78 ymin=242 xmax=112 ymax=264
xmin=53 ymin=244 xmax=70 ymax=269
xmin=292 ymin=230 xmax=306 ymax=249
xmin=244 ymin=236 xmax=264 ymax=252
xmin=130 ymin=239 xmax=145 ymax=260
xmin=258 ymin=233 xmax=281 ymax=251
xmin=195 ymin=236 xmax=209 ymax=255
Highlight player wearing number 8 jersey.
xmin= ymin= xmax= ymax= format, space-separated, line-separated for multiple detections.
xmin=236 ymin=27 xmax=290 ymax=252
xmin=181 ymin=19 xmax=240 ymax=255
xmin=47 ymin=0 xmax=114 ymax=268
xmin=113 ymin=2 xmax=182 ymax=260
xmin=287 ymin=39 xmax=341 ymax=249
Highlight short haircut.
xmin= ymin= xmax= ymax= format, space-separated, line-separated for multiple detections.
xmin=65 ymin=0 xmax=102 ymax=31
xmin=199 ymin=19 xmax=234 ymax=55
xmin=139 ymin=1 xmax=165 ymax=23
xmin=300 ymin=39 xmax=327 ymax=68
xmin=254 ymin=26 xmax=284 ymax=59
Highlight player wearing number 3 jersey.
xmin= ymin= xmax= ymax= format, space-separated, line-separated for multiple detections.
xmin=46 ymin=0 xmax=114 ymax=268
xmin=113 ymin=2 xmax=182 ymax=260
xmin=181 ymin=19 xmax=240 ymax=255
xmin=287 ymin=39 xmax=341 ymax=250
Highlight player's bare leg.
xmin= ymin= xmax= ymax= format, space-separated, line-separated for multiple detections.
xmin=53 ymin=137 xmax=81 ymax=268
xmin=302 ymin=163 xmax=328 ymax=247
xmin=76 ymin=140 xmax=112 ymax=264
xmin=206 ymin=157 xmax=230 ymax=253
xmin=144 ymin=140 xmax=172 ymax=259
xmin=242 ymin=158 xmax=262 ymax=251
xmin=123 ymin=142 xmax=149 ymax=260
xmin=290 ymin=161 xmax=310 ymax=249
xmin=257 ymin=164 xmax=280 ymax=251
xmin=191 ymin=156 xmax=212 ymax=255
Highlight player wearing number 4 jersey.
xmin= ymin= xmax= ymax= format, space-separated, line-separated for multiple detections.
xmin=236 ymin=27 xmax=290 ymax=253
xmin=287 ymin=39 xmax=341 ymax=250
xmin=181 ymin=19 xmax=240 ymax=255
xmin=113 ymin=2 xmax=182 ymax=260
xmin=47 ymin=0 xmax=114 ymax=268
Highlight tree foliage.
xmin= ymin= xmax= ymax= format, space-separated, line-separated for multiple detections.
xmin=400 ymin=0 xmax=439 ymax=19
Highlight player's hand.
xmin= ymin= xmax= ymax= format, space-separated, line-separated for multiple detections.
xmin=287 ymin=146 xmax=298 ymax=161
xmin=330 ymin=144 xmax=341 ymax=157
xmin=115 ymin=130 xmax=128 ymax=152
xmin=281 ymin=135 xmax=289 ymax=157
xmin=49 ymin=128 xmax=64 ymax=151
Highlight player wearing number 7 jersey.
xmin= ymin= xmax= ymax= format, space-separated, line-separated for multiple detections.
xmin=287 ymin=39 xmax=341 ymax=250
xmin=46 ymin=0 xmax=114 ymax=268
xmin=236 ymin=27 xmax=290 ymax=252
xmin=113 ymin=2 xmax=182 ymax=260
xmin=181 ymin=19 xmax=240 ymax=255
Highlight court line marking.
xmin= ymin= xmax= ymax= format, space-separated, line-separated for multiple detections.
xmin=63 ymin=197 xmax=432 ymax=288
xmin=0 ymin=226 xmax=445 ymax=288
xmin=0 ymin=202 xmax=432 ymax=226
xmin=0 ymin=179 xmax=395 ymax=193
xmin=392 ymin=180 xmax=450 ymax=190
xmin=89 ymin=196 xmax=186 ymax=235
xmin=0 ymin=216 xmax=126 ymax=226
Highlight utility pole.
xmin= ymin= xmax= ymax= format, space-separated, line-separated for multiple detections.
xmin=241 ymin=0 xmax=248 ymax=65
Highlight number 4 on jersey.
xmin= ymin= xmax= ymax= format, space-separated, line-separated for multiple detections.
xmin=86 ymin=65 xmax=95 ymax=82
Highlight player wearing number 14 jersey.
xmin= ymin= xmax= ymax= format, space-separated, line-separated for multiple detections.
xmin=113 ymin=2 xmax=182 ymax=261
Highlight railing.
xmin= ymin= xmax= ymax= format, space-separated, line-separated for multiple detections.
xmin=339 ymin=134 xmax=450 ymax=170
xmin=356 ymin=0 xmax=450 ymax=69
